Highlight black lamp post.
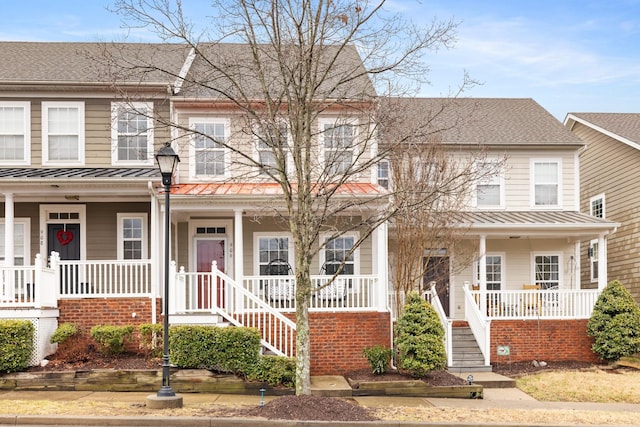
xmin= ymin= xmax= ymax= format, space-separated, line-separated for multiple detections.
xmin=155 ymin=143 xmax=180 ymax=398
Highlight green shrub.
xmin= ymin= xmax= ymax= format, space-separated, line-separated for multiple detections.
xmin=170 ymin=325 xmax=261 ymax=374
xmin=394 ymin=292 xmax=446 ymax=377
xmin=247 ymin=355 xmax=296 ymax=388
xmin=50 ymin=323 xmax=78 ymax=344
xmin=90 ymin=325 xmax=134 ymax=355
xmin=138 ymin=323 xmax=163 ymax=358
xmin=0 ymin=320 xmax=34 ymax=373
xmin=587 ymin=280 xmax=640 ymax=361
xmin=362 ymin=345 xmax=393 ymax=375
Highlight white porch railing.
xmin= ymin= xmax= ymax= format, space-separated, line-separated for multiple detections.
xmin=243 ymin=274 xmax=379 ymax=311
xmin=469 ymin=287 xmax=602 ymax=320
xmin=171 ymin=261 xmax=296 ymax=358
xmin=425 ymin=284 xmax=453 ymax=368
xmin=0 ymin=254 xmax=58 ymax=308
xmin=463 ymin=283 xmax=491 ymax=366
xmin=58 ymin=259 xmax=152 ymax=298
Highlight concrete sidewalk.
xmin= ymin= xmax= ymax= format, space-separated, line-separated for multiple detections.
xmin=1 ymin=374 xmax=640 ymax=426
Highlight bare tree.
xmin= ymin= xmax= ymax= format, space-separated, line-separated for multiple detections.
xmin=107 ymin=0 xmax=470 ymax=395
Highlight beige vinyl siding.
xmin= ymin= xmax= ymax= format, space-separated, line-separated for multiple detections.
xmin=85 ymin=203 xmax=151 ymax=260
xmin=576 ymin=122 xmax=640 ymax=299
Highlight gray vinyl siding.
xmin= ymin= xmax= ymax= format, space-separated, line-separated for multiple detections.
xmin=576 ymin=122 xmax=640 ymax=299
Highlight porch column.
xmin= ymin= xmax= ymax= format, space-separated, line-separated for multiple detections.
xmin=234 ymin=209 xmax=244 ymax=311
xmin=597 ymin=233 xmax=607 ymax=290
xmin=478 ymin=235 xmax=487 ymax=314
xmin=374 ymin=221 xmax=388 ymax=312
xmin=4 ymin=193 xmax=14 ymax=267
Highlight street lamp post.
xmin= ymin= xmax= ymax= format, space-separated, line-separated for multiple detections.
xmin=155 ymin=143 xmax=180 ymax=399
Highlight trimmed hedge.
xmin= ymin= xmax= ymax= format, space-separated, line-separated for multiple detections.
xmin=0 ymin=320 xmax=34 ymax=373
xmin=90 ymin=325 xmax=134 ymax=355
xmin=247 ymin=355 xmax=296 ymax=388
xmin=170 ymin=325 xmax=261 ymax=374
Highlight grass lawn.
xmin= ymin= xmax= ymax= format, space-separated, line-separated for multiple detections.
xmin=516 ymin=367 xmax=640 ymax=403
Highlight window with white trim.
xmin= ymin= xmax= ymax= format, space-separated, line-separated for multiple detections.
xmin=321 ymin=119 xmax=355 ymax=175
xmin=590 ymin=194 xmax=605 ymax=218
xmin=377 ymin=159 xmax=390 ymax=189
xmin=532 ymin=160 xmax=560 ymax=207
xmin=117 ymin=213 xmax=147 ymax=260
xmin=42 ymin=102 xmax=84 ymax=165
xmin=321 ymin=234 xmax=358 ymax=275
xmin=0 ymin=219 xmax=30 ymax=266
xmin=533 ymin=254 xmax=560 ymax=289
xmin=111 ymin=102 xmax=153 ymax=165
xmin=255 ymin=123 xmax=287 ymax=175
xmin=0 ymin=101 xmax=30 ymax=164
xmin=190 ymin=119 xmax=227 ymax=177
xmin=589 ymin=240 xmax=598 ymax=282
xmin=476 ymin=162 xmax=503 ymax=208
xmin=256 ymin=235 xmax=292 ymax=275
xmin=476 ymin=255 xmax=503 ymax=291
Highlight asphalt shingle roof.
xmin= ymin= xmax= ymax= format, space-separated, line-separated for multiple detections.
xmin=567 ymin=113 xmax=640 ymax=144
xmin=381 ymin=98 xmax=585 ymax=146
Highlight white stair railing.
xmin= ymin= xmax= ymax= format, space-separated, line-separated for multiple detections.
xmin=173 ymin=261 xmax=296 ymax=358
xmin=425 ymin=284 xmax=453 ymax=368
xmin=463 ymin=283 xmax=491 ymax=366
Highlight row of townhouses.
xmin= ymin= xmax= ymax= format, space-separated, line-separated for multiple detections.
xmin=0 ymin=41 xmax=628 ymax=375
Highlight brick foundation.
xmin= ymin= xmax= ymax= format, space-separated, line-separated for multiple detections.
xmin=490 ymin=319 xmax=599 ymax=364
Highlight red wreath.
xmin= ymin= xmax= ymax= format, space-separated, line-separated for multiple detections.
xmin=56 ymin=230 xmax=74 ymax=246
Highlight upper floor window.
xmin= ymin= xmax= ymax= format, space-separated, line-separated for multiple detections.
xmin=377 ymin=159 xmax=390 ymax=189
xmin=0 ymin=219 xmax=30 ymax=266
xmin=0 ymin=102 xmax=30 ymax=164
xmin=476 ymin=161 xmax=503 ymax=208
xmin=190 ymin=118 xmax=228 ymax=177
xmin=533 ymin=254 xmax=560 ymax=289
xmin=111 ymin=102 xmax=153 ymax=165
xmin=42 ymin=102 xmax=84 ymax=165
xmin=255 ymin=123 xmax=287 ymax=175
xmin=321 ymin=233 xmax=358 ymax=275
xmin=532 ymin=160 xmax=560 ymax=207
xmin=590 ymin=194 xmax=605 ymax=218
xmin=321 ymin=119 xmax=355 ymax=175
xmin=117 ymin=213 xmax=147 ymax=260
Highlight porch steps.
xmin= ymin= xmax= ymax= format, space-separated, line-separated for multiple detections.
xmin=449 ymin=325 xmax=492 ymax=373
xmin=170 ymin=313 xmax=227 ymax=326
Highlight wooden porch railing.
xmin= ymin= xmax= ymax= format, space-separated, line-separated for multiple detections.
xmin=425 ymin=284 xmax=453 ymax=368
xmin=170 ymin=261 xmax=296 ymax=358
xmin=242 ymin=274 xmax=379 ymax=311
xmin=469 ymin=287 xmax=602 ymax=319
xmin=463 ymin=283 xmax=491 ymax=366
xmin=0 ymin=254 xmax=58 ymax=308
xmin=58 ymin=259 xmax=152 ymax=298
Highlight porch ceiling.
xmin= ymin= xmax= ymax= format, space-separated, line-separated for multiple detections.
xmin=461 ymin=210 xmax=619 ymax=239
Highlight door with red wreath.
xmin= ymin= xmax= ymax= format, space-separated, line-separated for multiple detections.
xmin=48 ymin=224 xmax=81 ymax=293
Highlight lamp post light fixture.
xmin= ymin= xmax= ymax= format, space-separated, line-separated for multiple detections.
xmin=154 ymin=143 xmax=181 ymax=403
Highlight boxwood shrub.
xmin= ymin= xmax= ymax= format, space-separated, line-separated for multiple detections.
xmin=0 ymin=320 xmax=34 ymax=373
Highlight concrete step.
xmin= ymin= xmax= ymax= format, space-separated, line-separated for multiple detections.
xmin=451 ymin=371 xmax=516 ymax=387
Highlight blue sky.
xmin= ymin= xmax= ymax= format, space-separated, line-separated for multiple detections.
xmin=0 ymin=0 xmax=638 ymax=120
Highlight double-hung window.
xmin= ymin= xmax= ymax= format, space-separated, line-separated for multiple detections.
xmin=117 ymin=213 xmax=147 ymax=260
xmin=256 ymin=123 xmax=287 ymax=175
xmin=322 ymin=234 xmax=358 ymax=276
xmin=190 ymin=119 xmax=227 ymax=177
xmin=377 ymin=159 xmax=390 ymax=189
xmin=0 ymin=219 xmax=30 ymax=266
xmin=589 ymin=240 xmax=599 ymax=282
xmin=476 ymin=161 xmax=503 ymax=207
xmin=42 ymin=102 xmax=84 ymax=165
xmin=321 ymin=119 xmax=355 ymax=175
xmin=533 ymin=254 xmax=560 ymax=289
xmin=532 ymin=160 xmax=560 ymax=207
xmin=112 ymin=102 xmax=153 ymax=165
xmin=256 ymin=235 xmax=292 ymax=275
xmin=0 ymin=102 xmax=30 ymax=164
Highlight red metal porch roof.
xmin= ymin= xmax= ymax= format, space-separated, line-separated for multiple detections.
xmin=166 ymin=182 xmax=385 ymax=196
